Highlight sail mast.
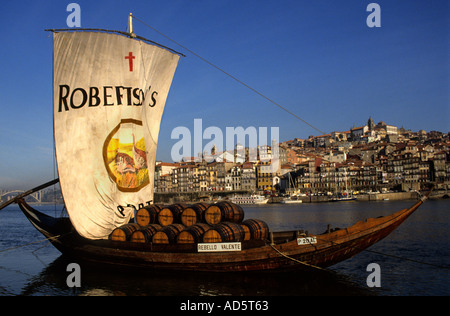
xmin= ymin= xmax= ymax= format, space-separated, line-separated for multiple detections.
xmin=128 ymin=13 xmax=136 ymax=38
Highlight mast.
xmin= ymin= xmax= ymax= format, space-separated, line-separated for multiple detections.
xmin=345 ymin=169 xmax=348 ymax=195
xmin=128 ymin=13 xmax=136 ymax=38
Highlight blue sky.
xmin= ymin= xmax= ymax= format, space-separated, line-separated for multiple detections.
xmin=0 ymin=0 xmax=448 ymax=190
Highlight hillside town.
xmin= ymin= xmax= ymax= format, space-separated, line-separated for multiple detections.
xmin=154 ymin=118 xmax=450 ymax=199
xmin=2 ymin=118 xmax=448 ymax=204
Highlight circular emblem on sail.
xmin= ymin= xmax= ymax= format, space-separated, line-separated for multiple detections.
xmin=103 ymin=119 xmax=149 ymax=192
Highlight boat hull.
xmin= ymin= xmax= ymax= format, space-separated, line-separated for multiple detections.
xmin=17 ymin=197 xmax=426 ymax=272
xmin=329 ymin=197 xmax=357 ymax=202
xmin=230 ymin=195 xmax=269 ymax=205
xmin=281 ymin=200 xmax=303 ymax=204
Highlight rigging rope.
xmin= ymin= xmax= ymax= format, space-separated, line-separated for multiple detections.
xmin=269 ymin=244 xmax=329 ymax=272
xmin=131 ymin=15 xmax=327 ymax=136
xmin=126 ymin=16 xmax=447 ymax=271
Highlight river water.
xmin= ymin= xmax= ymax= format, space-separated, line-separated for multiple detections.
xmin=0 ymin=199 xmax=448 ymax=296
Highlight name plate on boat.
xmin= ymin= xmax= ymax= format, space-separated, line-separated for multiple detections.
xmin=297 ymin=237 xmax=317 ymax=245
xmin=197 ymin=242 xmax=242 ymax=252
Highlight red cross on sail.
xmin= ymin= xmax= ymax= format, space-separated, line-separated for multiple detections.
xmin=125 ymin=52 xmax=135 ymax=71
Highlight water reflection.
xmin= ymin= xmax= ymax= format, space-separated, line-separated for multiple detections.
xmin=21 ymin=256 xmax=374 ymax=296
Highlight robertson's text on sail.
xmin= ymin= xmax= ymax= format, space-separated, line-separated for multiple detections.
xmin=58 ymin=84 xmax=159 ymax=112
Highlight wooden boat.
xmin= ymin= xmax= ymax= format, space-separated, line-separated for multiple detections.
xmin=329 ymin=195 xmax=357 ymax=202
xmin=281 ymin=195 xmax=303 ymax=204
xmin=2 ymin=16 xmax=433 ymax=273
xmin=16 ymin=192 xmax=430 ymax=272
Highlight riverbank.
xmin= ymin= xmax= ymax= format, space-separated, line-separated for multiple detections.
xmin=274 ymin=191 xmax=448 ymax=203
xmin=266 ymin=192 xmax=420 ymax=203
xmin=155 ymin=190 xmax=448 ymax=204
xmin=355 ymin=192 xmax=418 ymax=202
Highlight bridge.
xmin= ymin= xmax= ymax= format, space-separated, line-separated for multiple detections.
xmin=0 ymin=190 xmax=42 ymax=203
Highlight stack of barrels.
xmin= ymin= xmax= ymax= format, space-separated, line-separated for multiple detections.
xmin=109 ymin=201 xmax=269 ymax=245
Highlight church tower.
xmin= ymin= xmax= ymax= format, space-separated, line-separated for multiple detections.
xmin=368 ymin=117 xmax=375 ymax=131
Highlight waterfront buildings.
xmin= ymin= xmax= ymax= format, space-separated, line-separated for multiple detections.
xmin=154 ymin=119 xmax=449 ymax=195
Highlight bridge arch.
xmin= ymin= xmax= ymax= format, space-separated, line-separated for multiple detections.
xmin=0 ymin=190 xmax=42 ymax=203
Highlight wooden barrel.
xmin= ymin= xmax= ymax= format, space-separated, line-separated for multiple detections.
xmin=177 ymin=223 xmax=211 ymax=244
xmin=109 ymin=223 xmax=141 ymax=242
xmin=204 ymin=201 xmax=244 ymax=225
xmin=135 ymin=204 xmax=162 ymax=227
xmin=242 ymin=219 xmax=269 ymax=240
xmin=158 ymin=204 xmax=187 ymax=226
xmin=181 ymin=203 xmax=209 ymax=226
xmin=241 ymin=224 xmax=251 ymax=241
xmin=202 ymin=222 xmax=245 ymax=243
xmin=130 ymin=224 xmax=161 ymax=243
xmin=152 ymin=224 xmax=185 ymax=244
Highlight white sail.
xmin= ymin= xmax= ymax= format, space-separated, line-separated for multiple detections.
xmin=53 ymin=31 xmax=179 ymax=239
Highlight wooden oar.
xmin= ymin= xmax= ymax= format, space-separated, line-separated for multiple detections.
xmin=0 ymin=178 xmax=59 ymax=210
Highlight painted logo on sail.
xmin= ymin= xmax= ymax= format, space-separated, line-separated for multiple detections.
xmin=103 ymin=119 xmax=149 ymax=192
